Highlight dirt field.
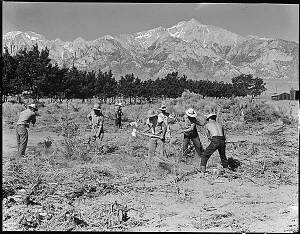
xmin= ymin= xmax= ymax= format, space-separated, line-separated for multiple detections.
xmin=2 ymin=99 xmax=299 ymax=232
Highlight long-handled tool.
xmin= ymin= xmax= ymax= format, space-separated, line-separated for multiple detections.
xmin=225 ymin=140 xmax=247 ymax=144
xmin=131 ymin=128 xmax=161 ymax=139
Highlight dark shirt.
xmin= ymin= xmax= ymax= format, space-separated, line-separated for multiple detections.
xmin=183 ymin=124 xmax=199 ymax=139
xmin=115 ymin=109 xmax=123 ymax=119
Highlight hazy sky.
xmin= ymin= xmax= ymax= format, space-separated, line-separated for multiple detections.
xmin=3 ymin=2 xmax=299 ymax=42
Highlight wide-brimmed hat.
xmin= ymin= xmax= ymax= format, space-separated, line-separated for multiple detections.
xmin=147 ymin=109 xmax=158 ymax=118
xmin=93 ymin=103 xmax=101 ymax=111
xmin=28 ymin=103 xmax=38 ymax=110
xmin=186 ymin=108 xmax=197 ymax=118
xmin=115 ymin=102 xmax=122 ymax=106
xmin=159 ymin=105 xmax=167 ymax=111
xmin=206 ymin=113 xmax=216 ymax=120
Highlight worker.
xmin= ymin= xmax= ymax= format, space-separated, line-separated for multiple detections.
xmin=143 ymin=109 xmax=167 ymax=170
xmin=16 ymin=103 xmax=39 ymax=157
xmin=115 ymin=103 xmax=123 ymax=128
xmin=87 ymin=103 xmax=104 ymax=141
xmin=178 ymin=108 xmax=204 ymax=164
xmin=157 ymin=104 xmax=175 ymax=140
xmin=199 ymin=113 xmax=229 ymax=173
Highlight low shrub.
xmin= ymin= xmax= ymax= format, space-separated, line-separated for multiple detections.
xmin=244 ymin=103 xmax=273 ymax=122
xmin=243 ymin=102 xmax=296 ymax=124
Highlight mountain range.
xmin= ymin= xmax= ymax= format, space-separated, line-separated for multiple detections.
xmin=3 ymin=18 xmax=299 ymax=92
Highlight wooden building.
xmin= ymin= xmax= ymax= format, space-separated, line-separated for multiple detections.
xmin=271 ymin=92 xmax=291 ymax=101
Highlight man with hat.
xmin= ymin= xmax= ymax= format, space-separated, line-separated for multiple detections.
xmin=143 ymin=109 xmax=167 ymax=170
xmin=158 ymin=104 xmax=175 ymax=140
xmin=199 ymin=113 xmax=229 ymax=173
xmin=179 ymin=108 xmax=204 ymax=164
xmin=115 ymin=103 xmax=123 ymax=129
xmin=87 ymin=103 xmax=104 ymax=141
xmin=16 ymin=103 xmax=39 ymax=157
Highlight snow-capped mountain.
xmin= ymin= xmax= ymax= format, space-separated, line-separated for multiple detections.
xmin=3 ymin=19 xmax=299 ymax=91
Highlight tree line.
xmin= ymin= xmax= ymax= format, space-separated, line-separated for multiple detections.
xmin=1 ymin=44 xmax=266 ymax=103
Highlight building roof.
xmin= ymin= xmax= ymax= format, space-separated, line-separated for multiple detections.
xmin=271 ymin=92 xmax=290 ymax=97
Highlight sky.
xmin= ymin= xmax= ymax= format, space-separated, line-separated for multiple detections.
xmin=2 ymin=2 xmax=299 ymax=42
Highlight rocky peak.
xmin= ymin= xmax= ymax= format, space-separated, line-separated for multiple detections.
xmin=3 ymin=31 xmax=23 ymax=40
xmin=101 ymin=35 xmax=114 ymax=40
xmin=134 ymin=26 xmax=169 ymax=48
xmin=54 ymin=38 xmax=64 ymax=44
xmin=24 ymin=31 xmax=46 ymax=41
xmin=3 ymin=31 xmax=46 ymax=42
xmin=73 ymin=37 xmax=86 ymax=43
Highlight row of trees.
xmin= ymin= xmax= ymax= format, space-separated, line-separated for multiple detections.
xmin=1 ymin=44 xmax=266 ymax=103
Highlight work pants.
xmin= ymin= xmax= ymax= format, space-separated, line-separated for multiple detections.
xmin=147 ymin=137 xmax=166 ymax=169
xmin=180 ymin=136 xmax=204 ymax=162
xmin=116 ymin=118 xmax=122 ymax=128
xmin=16 ymin=124 xmax=28 ymax=157
xmin=201 ymin=136 xmax=228 ymax=168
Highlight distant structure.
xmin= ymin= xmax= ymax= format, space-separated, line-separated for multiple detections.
xmin=290 ymin=88 xmax=299 ymax=100
xmin=271 ymin=88 xmax=299 ymax=101
xmin=271 ymin=92 xmax=290 ymax=101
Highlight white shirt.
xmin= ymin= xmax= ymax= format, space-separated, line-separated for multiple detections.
xmin=17 ymin=109 xmax=37 ymax=127
xmin=157 ymin=112 xmax=174 ymax=139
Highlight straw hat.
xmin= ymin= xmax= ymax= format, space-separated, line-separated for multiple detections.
xmin=147 ymin=109 xmax=158 ymax=118
xmin=159 ymin=104 xmax=167 ymax=111
xmin=93 ymin=103 xmax=101 ymax=111
xmin=206 ymin=113 xmax=216 ymax=120
xmin=115 ymin=102 xmax=122 ymax=106
xmin=28 ymin=103 xmax=38 ymax=110
xmin=185 ymin=108 xmax=197 ymax=118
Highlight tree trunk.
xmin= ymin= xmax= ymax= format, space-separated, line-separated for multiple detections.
xmin=2 ymin=95 xmax=7 ymax=103
xmin=17 ymin=94 xmax=22 ymax=104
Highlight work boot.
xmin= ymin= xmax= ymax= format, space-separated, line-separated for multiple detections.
xmin=221 ymin=160 xmax=229 ymax=169
xmin=196 ymin=165 xmax=206 ymax=178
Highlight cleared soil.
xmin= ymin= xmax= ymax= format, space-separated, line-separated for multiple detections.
xmin=2 ymin=100 xmax=299 ymax=232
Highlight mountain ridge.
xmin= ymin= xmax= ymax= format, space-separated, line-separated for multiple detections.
xmin=3 ymin=19 xmax=299 ymax=92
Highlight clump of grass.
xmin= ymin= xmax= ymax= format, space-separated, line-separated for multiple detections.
xmin=54 ymin=120 xmax=91 ymax=161
xmin=243 ymin=102 xmax=295 ymax=124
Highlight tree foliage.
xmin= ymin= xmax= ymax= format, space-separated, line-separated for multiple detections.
xmin=2 ymin=47 xmax=18 ymax=96
xmin=232 ymin=74 xmax=266 ymax=98
xmin=1 ymin=44 xmax=267 ymax=103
